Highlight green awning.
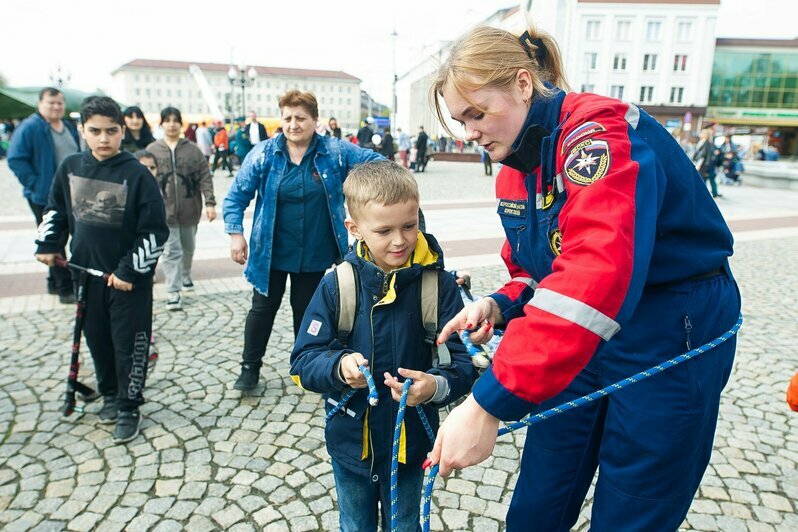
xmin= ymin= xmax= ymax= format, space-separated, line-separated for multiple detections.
xmin=0 ymin=87 xmax=109 ymax=119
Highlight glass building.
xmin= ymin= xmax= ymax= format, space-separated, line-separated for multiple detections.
xmin=707 ymin=39 xmax=798 ymax=156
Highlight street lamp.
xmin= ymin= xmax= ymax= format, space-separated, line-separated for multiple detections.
xmin=227 ymin=65 xmax=258 ymax=120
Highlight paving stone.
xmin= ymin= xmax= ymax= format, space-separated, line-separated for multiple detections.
xmin=211 ymin=504 xmax=245 ymax=528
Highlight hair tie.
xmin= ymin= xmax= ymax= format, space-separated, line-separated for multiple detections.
xmin=519 ymin=31 xmax=546 ymax=65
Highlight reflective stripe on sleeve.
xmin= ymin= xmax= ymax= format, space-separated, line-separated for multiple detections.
xmin=527 ymin=288 xmax=620 ymax=341
xmin=511 ymin=277 xmax=538 ymax=288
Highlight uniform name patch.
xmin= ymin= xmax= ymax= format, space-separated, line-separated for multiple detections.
xmin=307 ymin=319 xmax=322 ymax=336
xmin=498 ymin=199 xmax=527 ymax=218
xmin=561 ymin=122 xmax=607 ymax=154
xmin=564 ymin=139 xmax=611 ymax=186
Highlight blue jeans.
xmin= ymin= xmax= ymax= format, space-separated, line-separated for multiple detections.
xmin=332 ymin=459 xmax=424 ymax=532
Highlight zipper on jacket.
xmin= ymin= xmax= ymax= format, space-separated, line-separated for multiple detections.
xmin=684 ymin=315 xmax=693 ymax=351
xmin=516 ymin=225 xmax=526 ymax=252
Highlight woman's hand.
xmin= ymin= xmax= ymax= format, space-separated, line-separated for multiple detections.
xmin=230 ymin=234 xmax=248 ymax=265
xmin=206 ymin=206 xmax=217 ymax=222
xmin=437 ymin=297 xmax=503 ymax=346
xmin=383 ymin=368 xmax=436 ymax=407
xmin=428 ymin=394 xmax=499 ymax=477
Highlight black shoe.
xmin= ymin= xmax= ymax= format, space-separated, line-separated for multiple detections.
xmin=59 ymin=292 xmax=76 ymax=305
xmin=47 ymin=279 xmax=58 ymax=295
xmin=98 ymin=398 xmax=118 ymax=425
xmin=113 ymin=410 xmax=141 ymax=444
xmin=234 ymin=363 xmax=260 ymax=391
xmin=182 ymin=278 xmax=194 ymax=289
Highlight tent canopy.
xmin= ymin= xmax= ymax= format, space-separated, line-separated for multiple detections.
xmin=0 ymin=87 xmax=106 ymax=119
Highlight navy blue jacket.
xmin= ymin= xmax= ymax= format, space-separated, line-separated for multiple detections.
xmin=8 ymin=113 xmax=80 ymax=206
xmin=290 ymin=233 xmax=475 ymax=478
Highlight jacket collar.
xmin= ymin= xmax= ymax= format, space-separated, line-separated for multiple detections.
xmin=275 ymin=132 xmax=323 ymax=158
xmin=501 ymin=86 xmax=566 ymax=174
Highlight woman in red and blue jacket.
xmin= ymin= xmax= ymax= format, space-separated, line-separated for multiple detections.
xmin=428 ymin=25 xmax=741 ymax=531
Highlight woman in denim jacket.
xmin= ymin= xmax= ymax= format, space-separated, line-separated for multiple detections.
xmin=223 ymin=90 xmax=383 ymax=391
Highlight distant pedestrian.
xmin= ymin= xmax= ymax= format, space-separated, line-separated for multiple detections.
xmin=232 ymin=117 xmax=253 ymax=164
xmin=147 ymin=107 xmax=217 ymax=312
xmin=357 ymin=119 xmax=374 ymax=149
xmin=211 ymin=120 xmax=234 ymax=177
xmin=326 ymin=117 xmax=342 ymax=139
xmin=35 ymin=96 xmax=168 ymax=444
xmin=720 ymin=135 xmax=742 ymax=185
xmin=8 ymin=87 xmax=79 ymax=303
xmin=247 ymin=111 xmax=269 ymax=145
xmin=184 ymin=123 xmax=197 ymax=143
xmin=195 ymin=121 xmax=213 ymax=161
xmin=397 ymin=127 xmax=410 ymax=167
xmin=693 ymin=128 xmax=720 ymax=198
xmin=380 ymin=128 xmax=395 ymax=160
xmin=121 ymin=106 xmax=155 ymax=153
xmin=414 ymin=126 xmax=428 ymax=173
xmin=480 ymin=145 xmax=492 ymax=176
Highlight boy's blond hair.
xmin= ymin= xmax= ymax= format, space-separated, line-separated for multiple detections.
xmin=343 ymin=160 xmax=419 ymax=220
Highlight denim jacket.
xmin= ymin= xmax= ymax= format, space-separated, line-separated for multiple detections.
xmin=223 ymin=133 xmax=383 ymax=295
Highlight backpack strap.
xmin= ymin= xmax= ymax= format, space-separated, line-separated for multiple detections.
xmin=421 ymin=270 xmax=451 ymax=368
xmin=334 ymin=261 xmax=358 ymax=347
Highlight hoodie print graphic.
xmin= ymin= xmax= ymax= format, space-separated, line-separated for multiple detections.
xmin=70 ymin=174 xmax=127 ymax=227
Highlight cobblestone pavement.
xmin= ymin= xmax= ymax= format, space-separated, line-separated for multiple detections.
xmin=1 ymin=159 xmax=797 ymax=530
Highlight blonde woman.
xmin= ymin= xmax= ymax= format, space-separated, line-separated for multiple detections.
xmin=430 ymin=25 xmax=740 ymax=530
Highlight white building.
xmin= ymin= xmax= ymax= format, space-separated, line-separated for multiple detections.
xmin=397 ymin=0 xmax=720 ymax=137
xmin=111 ymin=59 xmax=361 ymax=130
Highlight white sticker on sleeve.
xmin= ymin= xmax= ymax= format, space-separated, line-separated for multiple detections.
xmin=307 ymin=320 xmax=322 ymax=336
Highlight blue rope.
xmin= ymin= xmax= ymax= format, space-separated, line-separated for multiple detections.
xmin=421 ymin=313 xmax=743 ymax=532
xmin=325 ymin=364 xmax=379 ymax=421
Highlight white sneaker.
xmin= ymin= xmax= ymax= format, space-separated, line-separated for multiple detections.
xmin=166 ymin=292 xmax=182 ymax=311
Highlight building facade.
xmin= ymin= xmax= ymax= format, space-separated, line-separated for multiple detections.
xmin=707 ymin=38 xmax=798 ymax=156
xmin=396 ymin=0 xmax=720 ymax=139
xmin=111 ymin=60 xmax=361 ymax=131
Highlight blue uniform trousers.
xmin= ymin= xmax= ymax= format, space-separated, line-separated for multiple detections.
xmin=507 ymin=270 xmax=740 ymax=531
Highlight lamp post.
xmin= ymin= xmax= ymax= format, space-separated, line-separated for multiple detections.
xmin=227 ymin=65 xmax=258 ymax=120
xmin=391 ymin=27 xmax=398 ymax=134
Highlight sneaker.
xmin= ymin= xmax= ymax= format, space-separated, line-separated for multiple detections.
xmin=113 ymin=410 xmax=141 ymax=444
xmin=47 ymin=279 xmax=58 ymax=295
xmin=234 ymin=363 xmax=260 ymax=392
xmin=182 ymin=278 xmax=194 ymax=289
xmin=166 ymin=292 xmax=182 ymax=311
xmin=59 ymin=291 xmax=76 ymax=305
xmin=97 ymin=398 xmax=118 ymax=424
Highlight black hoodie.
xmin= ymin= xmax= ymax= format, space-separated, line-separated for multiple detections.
xmin=36 ymin=150 xmax=169 ymax=283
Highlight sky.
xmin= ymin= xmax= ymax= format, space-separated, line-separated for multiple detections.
xmin=1 ymin=0 xmax=795 ymax=106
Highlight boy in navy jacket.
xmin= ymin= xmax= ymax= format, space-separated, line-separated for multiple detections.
xmin=290 ymin=160 xmax=474 ymax=531
xmin=35 ymin=97 xmax=168 ymax=444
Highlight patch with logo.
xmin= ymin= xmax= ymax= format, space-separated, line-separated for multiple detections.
xmin=561 ymin=122 xmax=607 ymax=154
xmin=307 ymin=319 xmax=322 ymax=336
xmin=497 ymin=199 xmax=527 ymax=218
xmin=564 ymin=139 xmax=611 ymax=186
xmin=549 ymin=229 xmax=562 ymax=256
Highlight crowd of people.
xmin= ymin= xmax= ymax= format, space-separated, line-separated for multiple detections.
xmin=3 ymin=18 xmax=748 ymax=526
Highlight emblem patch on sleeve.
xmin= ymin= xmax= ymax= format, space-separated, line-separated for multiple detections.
xmin=307 ymin=319 xmax=322 ymax=336
xmin=561 ymin=122 xmax=606 ymax=154
xmin=564 ymin=139 xmax=611 ymax=186
xmin=549 ymin=229 xmax=562 ymax=256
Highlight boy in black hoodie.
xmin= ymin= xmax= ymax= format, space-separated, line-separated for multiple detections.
xmin=35 ymin=96 xmax=169 ymax=444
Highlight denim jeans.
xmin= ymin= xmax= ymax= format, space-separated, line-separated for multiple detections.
xmin=331 ymin=459 xmax=423 ymax=532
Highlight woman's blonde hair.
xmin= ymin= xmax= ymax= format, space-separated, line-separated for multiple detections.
xmin=430 ymin=25 xmax=569 ymax=136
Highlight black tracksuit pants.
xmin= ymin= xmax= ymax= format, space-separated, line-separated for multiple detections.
xmin=82 ymin=277 xmax=153 ymax=411
xmin=242 ymin=269 xmax=324 ymax=366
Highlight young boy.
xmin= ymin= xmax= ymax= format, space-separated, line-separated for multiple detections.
xmin=147 ymin=107 xmax=216 ymax=311
xmin=35 ymin=96 xmax=169 ymax=444
xmin=290 ymin=160 xmax=474 ymax=530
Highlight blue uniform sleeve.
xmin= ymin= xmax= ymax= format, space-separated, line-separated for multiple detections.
xmin=427 ymin=272 xmax=476 ymax=406
xmin=289 ymin=273 xmax=354 ymax=394
xmin=223 ymin=141 xmax=268 ymax=234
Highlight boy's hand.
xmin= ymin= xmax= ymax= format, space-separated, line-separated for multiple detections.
xmin=230 ymin=234 xmax=248 ymax=264
xmin=35 ymin=253 xmax=59 ymax=267
xmin=384 ymin=368 xmax=436 ymax=407
xmin=107 ymin=274 xmax=133 ymax=292
xmin=340 ymin=353 xmax=369 ymax=388
xmin=206 ymin=206 xmax=217 ymax=222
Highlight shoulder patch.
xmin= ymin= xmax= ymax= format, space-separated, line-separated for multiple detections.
xmin=307 ymin=319 xmax=323 ymax=336
xmin=549 ymin=229 xmax=562 ymax=256
xmin=563 ymin=139 xmax=611 ymax=186
xmin=561 ymin=122 xmax=606 ymax=154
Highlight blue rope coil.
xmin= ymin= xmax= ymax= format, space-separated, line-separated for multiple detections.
xmin=390 ymin=379 xmax=413 ymax=531
xmin=421 ymin=313 xmax=743 ymax=532
xmin=325 ymin=364 xmax=379 ymax=421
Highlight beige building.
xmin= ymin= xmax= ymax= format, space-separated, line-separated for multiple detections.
xmin=111 ymin=59 xmax=361 ymax=130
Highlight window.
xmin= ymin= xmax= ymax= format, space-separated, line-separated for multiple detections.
xmin=616 ymin=20 xmax=631 ymax=41
xmin=155 ymin=75 xmax=161 ymax=82
xmin=610 ymin=85 xmax=625 ymax=100
xmin=639 ymin=86 xmax=654 ymax=103
xmin=145 ymin=88 xmax=150 ymax=96
xmin=673 ymin=54 xmax=688 ymax=72
xmin=646 ymin=21 xmax=662 ymax=41
xmin=166 ymin=76 xmax=171 ymax=83
xmin=166 ymin=89 xmax=171 ymax=97
xmin=670 ymin=87 xmax=684 ymax=104
xmin=134 ymin=74 xmax=140 ymax=82
xmin=613 ymin=54 xmax=627 ymax=71
xmin=156 ymin=89 xmax=161 ymax=96
xmin=586 ymin=20 xmax=601 ymax=40
xmin=585 ymin=52 xmax=598 ymax=71
xmin=176 ymin=89 xmax=181 ymax=97
xmin=643 ymin=54 xmax=658 ymax=72
xmin=580 ymin=84 xmax=595 ymax=93
xmin=676 ymin=21 xmax=692 ymax=41
xmin=134 ymin=88 xmax=140 ymax=96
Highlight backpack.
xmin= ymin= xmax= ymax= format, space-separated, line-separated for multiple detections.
xmin=333 ymin=261 xmax=452 ymax=368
